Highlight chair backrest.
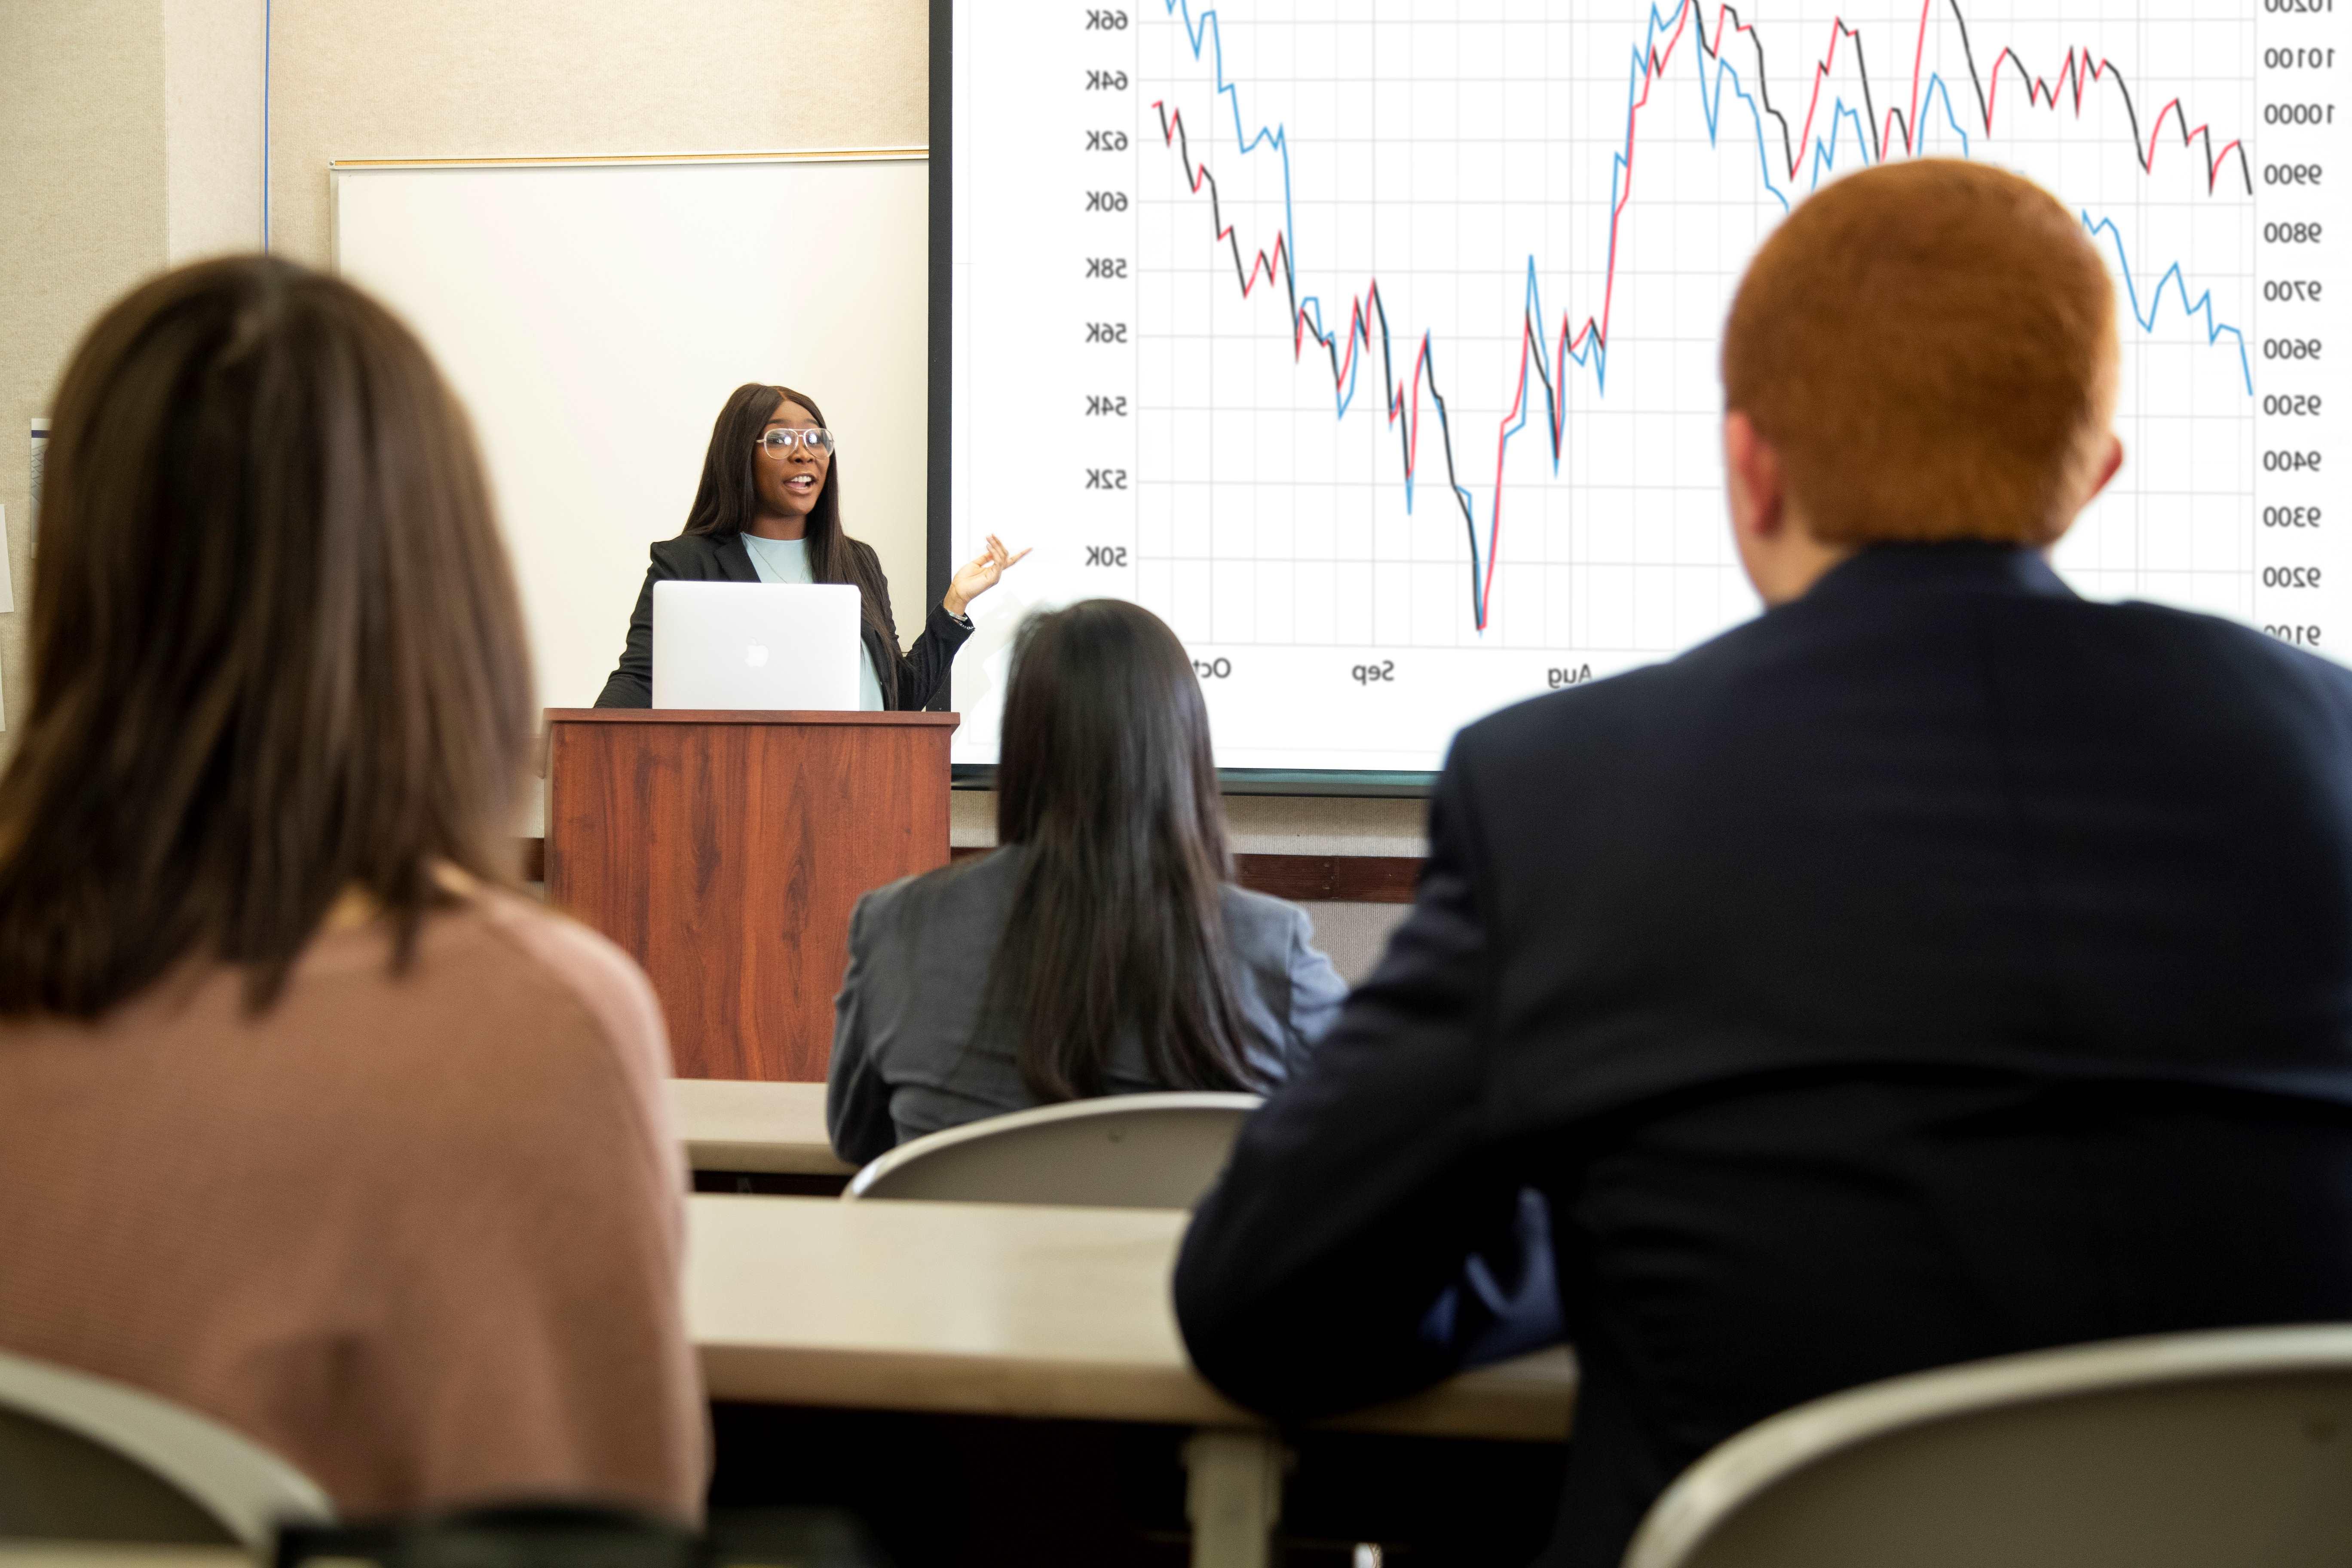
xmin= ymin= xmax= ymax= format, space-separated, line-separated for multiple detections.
xmin=843 ymin=1092 xmax=1262 ymax=1208
xmin=1621 ymin=1324 xmax=2352 ymax=1568
xmin=0 ymin=1348 xmax=333 ymax=1547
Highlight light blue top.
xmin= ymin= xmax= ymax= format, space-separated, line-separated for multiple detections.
xmin=740 ymin=532 xmax=885 ymax=712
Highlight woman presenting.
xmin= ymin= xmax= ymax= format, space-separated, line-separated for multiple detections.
xmin=596 ymin=383 xmax=1026 ymax=708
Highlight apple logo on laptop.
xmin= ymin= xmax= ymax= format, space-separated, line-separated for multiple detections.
xmin=744 ymin=643 xmax=771 ymax=668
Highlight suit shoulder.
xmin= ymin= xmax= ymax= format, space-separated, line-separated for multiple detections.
xmin=2108 ymin=598 xmax=2352 ymax=716
xmin=1218 ymin=883 xmax=1311 ymax=956
xmin=2119 ymin=596 xmax=2348 ymax=667
xmin=2266 ymin=636 xmax=2352 ymax=705
xmin=648 ymin=534 xmax=726 ymax=574
xmin=859 ymin=846 xmax=1019 ymax=938
xmin=845 ymin=536 xmax=897 ymax=598
xmin=1448 ymin=651 xmax=1699 ymax=773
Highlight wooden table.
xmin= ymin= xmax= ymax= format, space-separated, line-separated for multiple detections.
xmin=686 ymin=1195 xmax=1576 ymax=1566
xmin=667 ymin=1079 xmax=852 ymax=1177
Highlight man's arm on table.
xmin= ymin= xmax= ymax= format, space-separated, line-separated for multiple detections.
xmin=1174 ymin=745 xmax=1558 ymax=1420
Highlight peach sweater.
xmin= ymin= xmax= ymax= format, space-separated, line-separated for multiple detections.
xmin=0 ymin=890 xmax=707 ymax=1520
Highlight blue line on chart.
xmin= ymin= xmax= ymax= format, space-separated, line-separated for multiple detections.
xmin=1158 ymin=0 xmax=2252 ymax=410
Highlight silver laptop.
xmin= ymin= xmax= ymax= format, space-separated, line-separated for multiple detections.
xmin=650 ymin=581 xmax=863 ymax=710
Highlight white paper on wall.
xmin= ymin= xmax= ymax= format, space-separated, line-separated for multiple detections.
xmin=28 ymin=418 xmax=46 ymax=554
xmin=0 ymin=491 xmax=12 ymax=727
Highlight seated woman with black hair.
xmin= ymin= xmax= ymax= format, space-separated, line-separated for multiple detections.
xmin=827 ymin=599 xmax=1348 ymax=1162
xmin=597 ymin=382 xmax=1025 ymax=709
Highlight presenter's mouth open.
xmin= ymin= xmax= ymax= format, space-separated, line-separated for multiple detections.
xmin=752 ymin=402 xmax=832 ymax=531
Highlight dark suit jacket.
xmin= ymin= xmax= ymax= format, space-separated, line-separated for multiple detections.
xmin=1173 ymin=543 xmax=2352 ymax=1568
xmin=594 ymin=531 xmax=972 ymax=709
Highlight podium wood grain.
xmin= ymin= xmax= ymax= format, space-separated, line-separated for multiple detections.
xmin=543 ymin=710 xmax=957 ymax=1081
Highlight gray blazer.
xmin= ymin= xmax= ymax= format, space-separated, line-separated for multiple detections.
xmin=828 ymin=845 xmax=1349 ymax=1164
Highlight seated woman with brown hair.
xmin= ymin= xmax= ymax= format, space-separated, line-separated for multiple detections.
xmin=827 ymin=598 xmax=1348 ymax=1164
xmin=0 ymin=257 xmax=704 ymax=1519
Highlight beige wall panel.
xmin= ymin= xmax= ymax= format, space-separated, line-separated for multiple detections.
xmin=0 ymin=1 xmax=169 ymax=754
xmin=267 ymin=0 xmax=929 ymax=269
xmin=165 ymin=0 xmax=266 ymax=262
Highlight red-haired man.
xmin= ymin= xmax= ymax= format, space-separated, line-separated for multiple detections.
xmin=1178 ymin=160 xmax=2352 ymax=1566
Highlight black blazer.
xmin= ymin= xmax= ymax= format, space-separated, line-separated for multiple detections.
xmin=593 ymin=531 xmax=972 ymax=710
xmin=1173 ymin=544 xmax=2352 ymax=1568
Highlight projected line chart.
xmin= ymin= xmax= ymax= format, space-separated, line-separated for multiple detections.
xmin=948 ymin=0 xmax=2347 ymax=773
xmin=1145 ymin=0 xmax=2261 ymax=633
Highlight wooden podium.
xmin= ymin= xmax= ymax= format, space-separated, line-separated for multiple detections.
xmin=543 ymin=709 xmax=959 ymax=1081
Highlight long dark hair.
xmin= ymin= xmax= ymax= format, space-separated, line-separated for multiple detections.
xmin=0 ymin=256 xmax=535 ymax=1017
xmin=984 ymin=600 xmax=1264 ymax=1101
xmin=681 ymin=382 xmax=901 ymax=704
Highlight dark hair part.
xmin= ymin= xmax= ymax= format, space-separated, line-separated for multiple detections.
xmin=681 ymin=382 xmax=901 ymax=704
xmin=0 ymin=255 xmax=535 ymax=1017
xmin=985 ymin=600 xmax=1265 ymax=1101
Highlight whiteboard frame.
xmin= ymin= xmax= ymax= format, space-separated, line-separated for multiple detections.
xmin=328 ymin=147 xmax=927 ymax=272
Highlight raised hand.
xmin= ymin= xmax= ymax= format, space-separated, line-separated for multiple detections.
xmin=944 ymin=533 xmax=1032 ymax=617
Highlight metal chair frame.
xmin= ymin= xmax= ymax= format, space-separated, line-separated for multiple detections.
xmin=1623 ymin=1324 xmax=2352 ymax=1568
xmin=844 ymin=1091 xmax=1264 ymax=1208
xmin=0 ymin=1348 xmax=332 ymax=1547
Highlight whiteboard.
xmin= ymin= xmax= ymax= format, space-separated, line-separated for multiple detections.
xmin=332 ymin=153 xmax=929 ymax=712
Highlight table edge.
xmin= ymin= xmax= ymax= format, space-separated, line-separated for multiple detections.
xmin=697 ymin=1343 xmax=1573 ymax=1442
xmin=545 ymin=708 xmax=962 ymax=727
xmin=686 ymin=1138 xmax=857 ymax=1176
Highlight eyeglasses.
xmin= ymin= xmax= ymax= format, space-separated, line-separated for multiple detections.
xmin=756 ymin=427 xmax=836 ymax=457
